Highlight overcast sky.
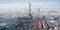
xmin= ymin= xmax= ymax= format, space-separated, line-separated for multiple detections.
xmin=0 ymin=0 xmax=60 ymax=3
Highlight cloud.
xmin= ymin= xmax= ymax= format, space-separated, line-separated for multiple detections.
xmin=0 ymin=0 xmax=60 ymax=3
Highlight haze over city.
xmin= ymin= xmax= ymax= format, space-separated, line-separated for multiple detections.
xmin=0 ymin=0 xmax=60 ymax=15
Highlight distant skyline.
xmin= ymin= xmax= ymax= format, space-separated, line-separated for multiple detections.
xmin=0 ymin=0 xmax=60 ymax=4
xmin=0 ymin=0 xmax=60 ymax=14
xmin=0 ymin=3 xmax=60 ymax=12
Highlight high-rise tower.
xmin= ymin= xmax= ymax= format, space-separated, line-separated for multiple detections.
xmin=29 ymin=3 xmax=31 ymax=16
